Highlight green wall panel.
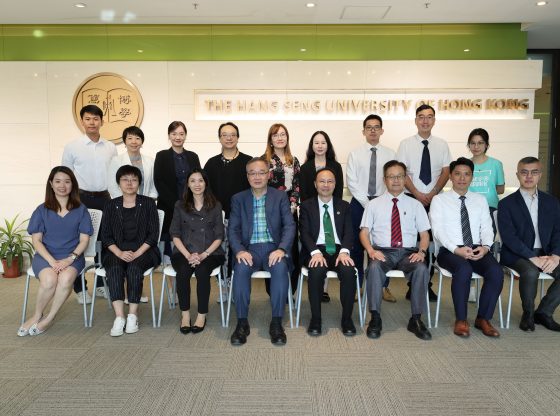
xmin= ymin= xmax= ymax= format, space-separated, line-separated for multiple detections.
xmin=0 ymin=24 xmax=526 ymax=61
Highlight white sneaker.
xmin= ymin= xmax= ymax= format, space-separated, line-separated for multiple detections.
xmin=95 ymin=287 xmax=107 ymax=298
xmin=124 ymin=297 xmax=149 ymax=304
xmin=468 ymin=286 xmax=477 ymax=303
xmin=125 ymin=314 xmax=139 ymax=334
xmin=110 ymin=317 xmax=126 ymax=336
xmin=76 ymin=291 xmax=92 ymax=304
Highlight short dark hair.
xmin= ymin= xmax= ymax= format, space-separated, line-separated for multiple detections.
xmin=116 ymin=164 xmax=143 ymax=184
xmin=416 ymin=104 xmax=436 ymax=116
xmin=122 ymin=126 xmax=145 ymax=143
xmin=168 ymin=121 xmax=187 ymax=135
xmin=383 ymin=160 xmax=407 ymax=176
xmin=450 ymin=157 xmax=474 ymax=174
xmin=518 ymin=156 xmax=540 ymax=166
xmin=218 ymin=122 xmax=239 ymax=138
xmin=305 ymin=131 xmax=337 ymax=162
xmin=467 ymin=128 xmax=489 ymax=152
xmin=363 ymin=114 xmax=383 ymax=129
xmin=314 ymin=167 xmax=336 ymax=181
xmin=45 ymin=166 xmax=81 ymax=212
xmin=80 ymin=105 xmax=103 ymax=120
xmin=246 ymin=156 xmax=268 ymax=171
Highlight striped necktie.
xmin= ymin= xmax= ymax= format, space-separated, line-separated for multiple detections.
xmin=460 ymin=195 xmax=473 ymax=247
xmin=391 ymin=198 xmax=402 ymax=247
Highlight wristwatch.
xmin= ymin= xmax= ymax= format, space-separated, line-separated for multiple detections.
xmin=70 ymin=252 xmax=78 ymax=261
xmin=418 ymin=249 xmax=427 ymax=256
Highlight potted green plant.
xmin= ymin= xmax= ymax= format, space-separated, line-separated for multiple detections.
xmin=0 ymin=214 xmax=34 ymax=278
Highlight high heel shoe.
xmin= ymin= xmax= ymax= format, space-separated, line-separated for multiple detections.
xmin=180 ymin=321 xmax=192 ymax=334
xmin=17 ymin=326 xmax=29 ymax=337
xmin=192 ymin=320 xmax=206 ymax=334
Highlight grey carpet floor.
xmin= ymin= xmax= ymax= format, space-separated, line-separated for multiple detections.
xmin=1 ymin=271 xmax=559 ymax=415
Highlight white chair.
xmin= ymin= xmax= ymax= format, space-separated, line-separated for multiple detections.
xmin=225 ymin=270 xmax=294 ymax=328
xmin=434 ymin=262 xmax=504 ymax=328
xmin=89 ymin=209 xmax=165 ymax=328
xmin=157 ymin=263 xmax=226 ymax=327
xmin=20 ymin=209 xmax=103 ymax=328
xmin=295 ymin=266 xmax=363 ymax=328
xmin=361 ymin=270 xmax=432 ymax=328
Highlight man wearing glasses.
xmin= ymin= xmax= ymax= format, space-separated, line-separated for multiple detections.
xmin=360 ymin=160 xmax=432 ymax=340
xmin=346 ymin=114 xmax=396 ymax=298
xmin=498 ymin=156 xmax=560 ymax=332
xmin=228 ymin=157 xmax=296 ymax=346
xmin=397 ymin=104 xmax=453 ymax=302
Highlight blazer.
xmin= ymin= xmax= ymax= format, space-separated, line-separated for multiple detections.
xmin=153 ymin=148 xmax=201 ymax=234
xmin=299 ymin=196 xmax=353 ymax=265
xmin=497 ymin=189 xmax=560 ymax=266
xmin=108 ymin=152 xmax=158 ymax=199
xmin=100 ymin=194 xmax=161 ymax=263
xmin=228 ymin=187 xmax=296 ymax=256
xmin=299 ymin=159 xmax=344 ymax=202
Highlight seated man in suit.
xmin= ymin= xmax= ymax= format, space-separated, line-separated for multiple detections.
xmin=299 ymin=168 xmax=356 ymax=336
xmin=430 ymin=157 xmax=503 ymax=338
xmin=228 ymin=157 xmax=296 ymax=346
xmin=498 ymin=156 xmax=560 ymax=332
xmin=360 ymin=160 xmax=432 ymax=340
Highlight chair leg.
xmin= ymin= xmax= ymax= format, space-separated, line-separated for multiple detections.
xmin=435 ymin=270 xmax=443 ymax=328
xmin=217 ymin=271 xmax=226 ymax=327
xmin=540 ymin=278 xmax=546 ymax=300
xmin=475 ymin=278 xmax=480 ymax=308
xmin=225 ymin=272 xmax=234 ymax=327
xmin=506 ymin=272 xmax=515 ymax=329
xmin=21 ymin=273 xmax=31 ymax=326
xmin=89 ymin=273 xmax=98 ymax=327
xmin=498 ymin=295 xmax=504 ymax=328
xmin=295 ymin=273 xmax=304 ymax=328
xmin=425 ymin=289 xmax=432 ymax=329
xmin=157 ymin=273 xmax=167 ymax=327
xmin=355 ymin=268 xmax=363 ymax=327
xmin=149 ymin=273 xmax=156 ymax=328
xmin=287 ymin=277 xmax=294 ymax=329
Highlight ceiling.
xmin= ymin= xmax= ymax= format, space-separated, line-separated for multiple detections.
xmin=1 ymin=0 xmax=559 ymax=49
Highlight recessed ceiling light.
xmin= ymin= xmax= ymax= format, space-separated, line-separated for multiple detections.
xmin=74 ymin=3 xmax=87 ymax=8
xmin=464 ymin=48 xmax=470 ymax=52
xmin=300 ymin=48 xmax=307 ymax=52
xmin=536 ymin=1 xmax=548 ymax=6
xmin=306 ymin=3 xmax=316 ymax=8
xmin=137 ymin=49 xmax=144 ymax=53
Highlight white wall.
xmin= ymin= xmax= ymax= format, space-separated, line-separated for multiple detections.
xmin=0 ymin=60 xmax=542 ymax=221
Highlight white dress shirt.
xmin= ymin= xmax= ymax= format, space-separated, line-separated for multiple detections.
xmin=360 ymin=191 xmax=430 ymax=248
xmin=61 ymin=135 xmax=117 ymax=192
xmin=430 ymin=190 xmax=494 ymax=254
xmin=396 ymin=134 xmax=452 ymax=194
xmin=107 ymin=152 xmax=158 ymax=199
xmin=346 ymin=142 xmax=396 ymax=208
xmin=310 ymin=197 xmax=349 ymax=256
xmin=520 ymin=188 xmax=542 ymax=249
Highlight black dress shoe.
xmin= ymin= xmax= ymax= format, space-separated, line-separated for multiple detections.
xmin=179 ymin=321 xmax=192 ymax=334
xmin=230 ymin=320 xmax=250 ymax=345
xmin=307 ymin=319 xmax=322 ymax=336
xmin=407 ymin=316 xmax=432 ymax=340
xmin=534 ymin=312 xmax=560 ymax=332
xmin=519 ymin=311 xmax=535 ymax=332
xmin=366 ymin=313 xmax=382 ymax=339
xmin=321 ymin=292 xmax=331 ymax=303
xmin=192 ymin=321 xmax=206 ymax=334
xmin=269 ymin=320 xmax=287 ymax=345
xmin=341 ymin=318 xmax=356 ymax=337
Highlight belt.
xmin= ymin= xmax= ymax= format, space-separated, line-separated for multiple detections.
xmin=80 ymin=190 xmax=109 ymax=198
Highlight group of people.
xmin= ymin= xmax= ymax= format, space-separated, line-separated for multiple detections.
xmin=16 ymin=103 xmax=560 ymax=347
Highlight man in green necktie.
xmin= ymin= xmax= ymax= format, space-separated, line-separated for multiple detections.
xmin=299 ymin=168 xmax=357 ymax=336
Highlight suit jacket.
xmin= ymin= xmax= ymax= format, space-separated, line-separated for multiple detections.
xmin=228 ymin=187 xmax=295 ymax=256
xmin=108 ymin=152 xmax=158 ymax=199
xmin=498 ymin=189 xmax=560 ymax=266
xmin=100 ymin=194 xmax=161 ymax=263
xmin=153 ymin=148 xmax=201 ymax=233
xmin=299 ymin=196 xmax=353 ymax=265
xmin=299 ymin=159 xmax=344 ymax=202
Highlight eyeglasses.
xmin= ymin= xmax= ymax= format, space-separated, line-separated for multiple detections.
xmin=364 ymin=126 xmax=382 ymax=132
xmin=518 ymin=169 xmax=541 ymax=177
xmin=272 ymin=133 xmax=287 ymax=139
xmin=120 ymin=177 xmax=139 ymax=183
xmin=220 ymin=133 xmax=238 ymax=139
xmin=385 ymin=175 xmax=405 ymax=181
xmin=317 ymin=179 xmax=335 ymax=185
xmin=247 ymin=171 xmax=268 ymax=177
xmin=416 ymin=115 xmax=435 ymax=121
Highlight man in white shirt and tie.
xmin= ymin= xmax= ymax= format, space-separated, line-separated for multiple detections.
xmin=360 ymin=160 xmax=432 ymax=340
xmin=397 ymin=104 xmax=452 ymax=302
xmin=430 ymin=157 xmax=503 ymax=338
xmin=62 ymin=104 xmax=117 ymax=303
xmin=346 ymin=114 xmax=396 ymax=298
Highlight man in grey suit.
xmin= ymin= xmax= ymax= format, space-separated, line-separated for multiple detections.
xmin=228 ymin=157 xmax=296 ymax=346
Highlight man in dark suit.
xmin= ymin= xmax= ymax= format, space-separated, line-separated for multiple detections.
xmin=299 ymin=168 xmax=356 ymax=336
xmin=498 ymin=156 xmax=560 ymax=332
xmin=228 ymin=157 xmax=296 ymax=346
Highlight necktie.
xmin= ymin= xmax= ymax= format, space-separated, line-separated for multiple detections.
xmin=391 ymin=198 xmax=402 ymax=247
xmin=323 ymin=204 xmax=336 ymax=255
xmin=460 ymin=196 xmax=473 ymax=247
xmin=419 ymin=140 xmax=431 ymax=186
xmin=368 ymin=147 xmax=377 ymax=197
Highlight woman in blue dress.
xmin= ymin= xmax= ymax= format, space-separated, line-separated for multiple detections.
xmin=18 ymin=166 xmax=93 ymax=336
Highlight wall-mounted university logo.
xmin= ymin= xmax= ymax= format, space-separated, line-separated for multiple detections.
xmin=72 ymin=72 xmax=144 ymax=143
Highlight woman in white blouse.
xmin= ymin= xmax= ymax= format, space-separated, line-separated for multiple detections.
xmin=108 ymin=126 xmax=158 ymax=199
